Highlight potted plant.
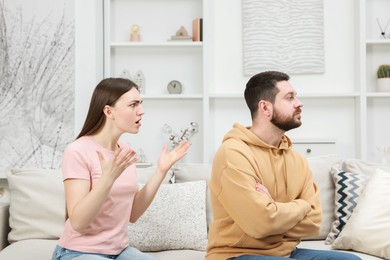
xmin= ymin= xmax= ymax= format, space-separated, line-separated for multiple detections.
xmin=377 ymin=64 xmax=390 ymax=92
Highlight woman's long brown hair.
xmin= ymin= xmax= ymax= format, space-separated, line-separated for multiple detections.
xmin=76 ymin=78 xmax=138 ymax=139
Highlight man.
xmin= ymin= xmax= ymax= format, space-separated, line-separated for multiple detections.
xmin=206 ymin=71 xmax=361 ymax=260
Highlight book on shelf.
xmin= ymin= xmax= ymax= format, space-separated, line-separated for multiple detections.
xmin=192 ymin=18 xmax=203 ymax=42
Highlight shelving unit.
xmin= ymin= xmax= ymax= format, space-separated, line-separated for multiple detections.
xmin=96 ymin=0 xmax=390 ymax=164
xmin=103 ymin=0 xmax=210 ymax=163
xmin=359 ymin=0 xmax=390 ymax=161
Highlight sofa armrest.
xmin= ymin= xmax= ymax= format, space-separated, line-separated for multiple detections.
xmin=0 ymin=201 xmax=10 ymax=250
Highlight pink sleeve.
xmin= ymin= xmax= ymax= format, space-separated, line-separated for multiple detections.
xmin=61 ymin=144 xmax=91 ymax=181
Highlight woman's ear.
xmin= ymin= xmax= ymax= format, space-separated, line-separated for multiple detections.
xmin=103 ymin=105 xmax=114 ymax=119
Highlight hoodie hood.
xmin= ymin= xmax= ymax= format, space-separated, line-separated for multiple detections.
xmin=223 ymin=123 xmax=292 ymax=151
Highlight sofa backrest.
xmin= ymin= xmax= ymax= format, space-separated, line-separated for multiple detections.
xmin=7 ymin=155 xmax=389 ymax=245
xmin=305 ymin=154 xmax=341 ymax=239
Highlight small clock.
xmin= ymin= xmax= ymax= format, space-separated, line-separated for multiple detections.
xmin=167 ymin=80 xmax=182 ymax=94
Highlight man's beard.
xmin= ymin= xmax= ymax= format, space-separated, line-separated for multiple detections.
xmin=271 ymin=109 xmax=302 ymax=131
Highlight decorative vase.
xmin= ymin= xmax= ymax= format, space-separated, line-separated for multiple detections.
xmin=377 ymin=78 xmax=390 ymax=92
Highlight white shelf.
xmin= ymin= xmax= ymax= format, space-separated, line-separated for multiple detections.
xmin=111 ymin=42 xmax=203 ymax=48
xmin=292 ymin=138 xmax=336 ymax=144
xmin=366 ymin=92 xmax=390 ymax=97
xmin=366 ymin=39 xmax=390 ymax=45
xmin=209 ymin=94 xmax=242 ymax=99
xmin=136 ymin=162 xmax=153 ymax=168
xmin=294 ymin=93 xmax=359 ymax=98
xmin=209 ymin=92 xmax=360 ymax=99
xmin=142 ymin=94 xmax=203 ymax=99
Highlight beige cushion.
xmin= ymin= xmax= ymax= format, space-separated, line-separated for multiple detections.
xmin=136 ymin=166 xmax=173 ymax=184
xmin=147 ymin=250 xmax=205 ymax=260
xmin=332 ymin=168 xmax=390 ymax=259
xmin=127 ymin=181 xmax=208 ymax=251
xmin=173 ymin=163 xmax=213 ymax=226
xmin=173 ymin=163 xmax=212 ymax=182
xmin=342 ymin=158 xmax=390 ymax=176
xmin=7 ymin=169 xmax=65 ymax=243
xmin=304 ymin=154 xmax=341 ymax=240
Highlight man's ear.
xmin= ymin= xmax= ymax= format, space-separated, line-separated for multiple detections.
xmin=259 ymin=100 xmax=272 ymax=117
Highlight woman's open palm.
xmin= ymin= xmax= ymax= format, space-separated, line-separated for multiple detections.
xmin=157 ymin=141 xmax=191 ymax=173
xmin=97 ymin=147 xmax=138 ymax=181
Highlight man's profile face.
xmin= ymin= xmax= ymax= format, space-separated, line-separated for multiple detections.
xmin=270 ymin=81 xmax=303 ymax=132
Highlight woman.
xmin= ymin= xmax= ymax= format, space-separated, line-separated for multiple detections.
xmin=52 ymin=78 xmax=191 ymax=259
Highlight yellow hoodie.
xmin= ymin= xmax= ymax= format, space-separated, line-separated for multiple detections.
xmin=206 ymin=124 xmax=321 ymax=260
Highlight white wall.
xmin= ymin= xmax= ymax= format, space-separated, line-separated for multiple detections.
xmin=212 ymin=0 xmax=357 ymax=93
xmin=209 ymin=0 xmax=358 ymax=160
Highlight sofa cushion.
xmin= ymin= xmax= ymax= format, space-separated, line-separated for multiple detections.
xmin=0 ymin=239 xmax=205 ymax=260
xmin=342 ymin=158 xmax=390 ymax=176
xmin=7 ymin=169 xmax=65 ymax=243
xmin=325 ymin=165 xmax=369 ymax=244
xmin=173 ymin=163 xmax=212 ymax=182
xmin=147 ymin=250 xmax=205 ymax=260
xmin=304 ymin=154 xmax=341 ymax=240
xmin=127 ymin=180 xmax=208 ymax=251
xmin=299 ymin=240 xmax=382 ymax=260
xmin=0 ymin=239 xmax=58 ymax=260
xmin=332 ymin=168 xmax=390 ymax=259
xmin=136 ymin=166 xmax=173 ymax=184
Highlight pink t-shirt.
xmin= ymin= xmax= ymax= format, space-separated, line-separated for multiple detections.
xmin=58 ymin=136 xmax=138 ymax=255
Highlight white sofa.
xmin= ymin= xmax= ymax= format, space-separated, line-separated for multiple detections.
xmin=1 ymin=154 xmax=390 ymax=260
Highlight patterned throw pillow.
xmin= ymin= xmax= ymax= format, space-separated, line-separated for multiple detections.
xmin=331 ymin=168 xmax=390 ymax=259
xmin=325 ymin=165 xmax=369 ymax=244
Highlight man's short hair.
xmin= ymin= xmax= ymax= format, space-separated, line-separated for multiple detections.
xmin=244 ymin=71 xmax=290 ymax=119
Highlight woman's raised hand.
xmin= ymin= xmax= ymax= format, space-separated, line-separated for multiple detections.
xmin=97 ymin=147 xmax=138 ymax=181
xmin=157 ymin=141 xmax=191 ymax=174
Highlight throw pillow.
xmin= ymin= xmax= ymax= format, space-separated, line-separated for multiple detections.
xmin=173 ymin=163 xmax=213 ymax=227
xmin=127 ymin=181 xmax=208 ymax=251
xmin=332 ymin=168 xmax=390 ymax=259
xmin=303 ymin=154 xmax=341 ymax=240
xmin=173 ymin=163 xmax=212 ymax=182
xmin=325 ymin=165 xmax=369 ymax=244
xmin=7 ymin=168 xmax=65 ymax=243
xmin=342 ymin=158 xmax=390 ymax=177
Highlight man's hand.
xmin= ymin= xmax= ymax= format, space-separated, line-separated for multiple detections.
xmin=256 ymin=182 xmax=274 ymax=201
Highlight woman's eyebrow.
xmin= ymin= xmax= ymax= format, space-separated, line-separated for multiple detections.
xmin=131 ymin=99 xmax=143 ymax=104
